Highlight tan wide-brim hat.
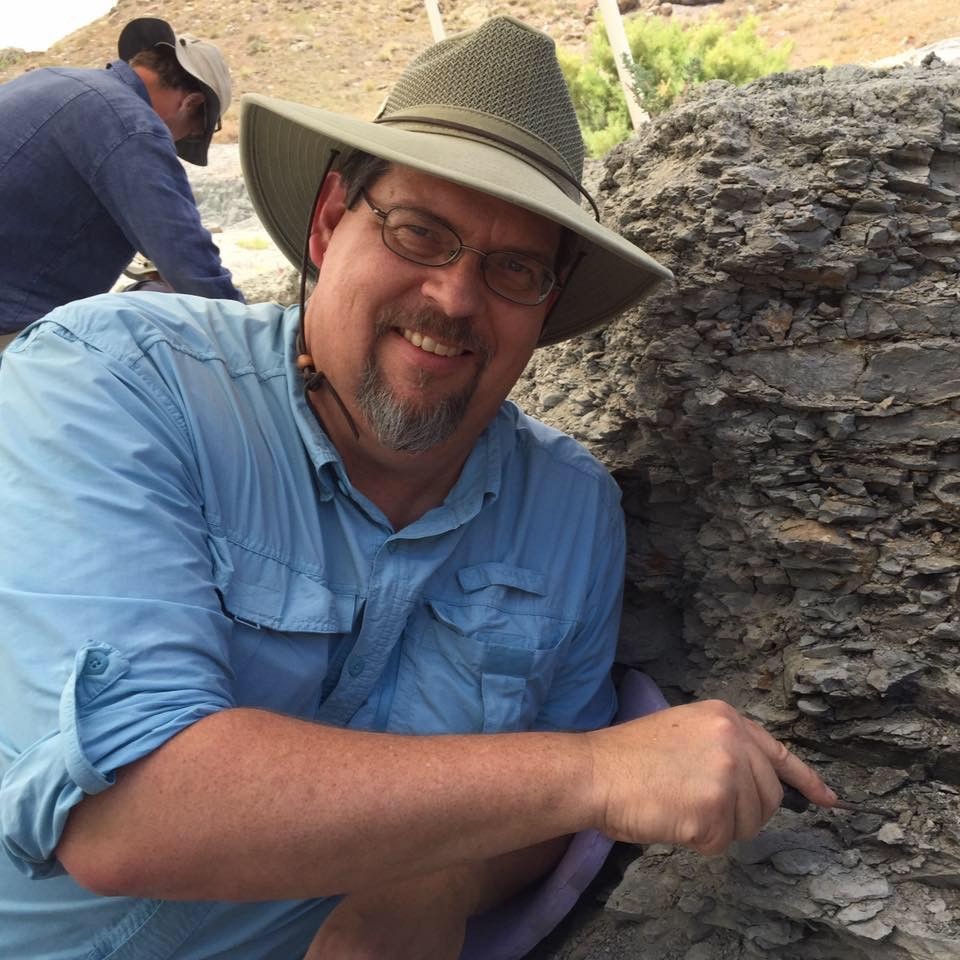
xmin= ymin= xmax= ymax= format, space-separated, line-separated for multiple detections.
xmin=240 ymin=16 xmax=672 ymax=345
xmin=118 ymin=17 xmax=231 ymax=166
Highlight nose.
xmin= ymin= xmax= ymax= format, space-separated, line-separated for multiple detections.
xmin=419 ymin=248 xmax=487 ymax=318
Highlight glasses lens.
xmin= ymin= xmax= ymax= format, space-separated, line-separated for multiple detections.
xmin=484 ymin=251 xmax=555 ymax=305
xmin=376 ymin=202 xmax=555 ymax=306
xmin=382 ymin=208 xmax=459 ymax=265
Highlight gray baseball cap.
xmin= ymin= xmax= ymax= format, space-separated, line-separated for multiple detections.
xmin=118 ymin=17 xmax=231 ymax=166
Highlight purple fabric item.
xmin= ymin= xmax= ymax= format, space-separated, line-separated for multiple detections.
xmin=460 ymin=670 xmax=670 ymax=960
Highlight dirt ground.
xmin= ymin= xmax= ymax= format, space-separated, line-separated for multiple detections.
xmin=2 ymin=0 xmax=959 ymax=143
xmin=705 ymin=0 xmax=960 ymax=68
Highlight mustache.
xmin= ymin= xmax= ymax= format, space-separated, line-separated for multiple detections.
xmin=374 ymin=303 xmax=492 ymax=366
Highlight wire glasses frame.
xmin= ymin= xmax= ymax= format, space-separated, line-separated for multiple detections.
xmin=200 ymin=96 xmax=222 ymax=135
xmin=360 ymin=189 xmax=560 ymax=306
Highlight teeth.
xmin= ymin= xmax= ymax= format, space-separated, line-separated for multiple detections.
xmin=402 ymin=328 xmax=464 ymax=357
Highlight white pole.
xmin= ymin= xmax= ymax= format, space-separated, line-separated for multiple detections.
xmin=423 ymin=0 xmax=446 ymax=42
xmin=595 ymin=0 xmax=649 ymax=131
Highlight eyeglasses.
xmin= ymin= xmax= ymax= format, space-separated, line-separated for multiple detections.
xmin=208 ymin=97 xmax=222 ymax=134
xmin=360 ymin=190 xmax=560 ymax=306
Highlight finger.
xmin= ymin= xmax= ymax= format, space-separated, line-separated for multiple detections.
xmin=730 ymin=735 xmax=784 ymax=841
xmin=746 ymin=743 xmax=787 ymax=825
xmin=743 ymin=718 xmax=838 ymax=808
xmin=732 ymin=764 xmax=764 ymax=843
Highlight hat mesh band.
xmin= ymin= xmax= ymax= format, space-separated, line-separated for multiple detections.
xmin=375 ymin=114 xmax=599 ymax=215
xmin=380 ymin=19 xmax=584 ymax=181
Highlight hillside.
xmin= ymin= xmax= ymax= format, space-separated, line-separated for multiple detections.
xmin=2 ymin=0 xmax=960 ymax=142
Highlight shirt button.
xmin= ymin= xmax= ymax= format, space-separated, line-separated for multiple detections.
xmin=347 ymin=657 xmax=365 ymax=678
xmin=84 ymin=652 xmax=108 ymax=676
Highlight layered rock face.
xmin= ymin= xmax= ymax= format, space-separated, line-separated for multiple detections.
xmin=514 ymin=60 xmax=960 ymax=959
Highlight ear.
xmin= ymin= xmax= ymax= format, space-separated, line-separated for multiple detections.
xmin=180 ymin=90 xmax=204 ymax=112
xmin=308 ymin=171 xmax=349 ymax=268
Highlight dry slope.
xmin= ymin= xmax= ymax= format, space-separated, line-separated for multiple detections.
xmin=2 ymin=0 xmax=959 ymax=142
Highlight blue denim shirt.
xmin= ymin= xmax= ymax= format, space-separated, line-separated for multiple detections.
xmin=0 ymin=61 xmax=242 ymax=333
xmin=0 ymin=294 xmax=623 ymax=959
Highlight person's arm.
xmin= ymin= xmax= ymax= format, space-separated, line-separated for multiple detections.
xmin=0 ymin=311 xmax=240 ymax=881
xmin=56 ymin=696 xmax=835 ymax=900
xmin=56 ymin=707 xmax=590 ymax=899
xmin=90 ymin=130 xmax=244 ymax=302
xmin=303 ymin=840 xmax=569 ymax=960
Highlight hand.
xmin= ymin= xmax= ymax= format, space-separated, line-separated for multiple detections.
xmin=585 ymin=699 xmax=837 ymax=856
xmin=303 ymin=870 xmax=468 ymax=960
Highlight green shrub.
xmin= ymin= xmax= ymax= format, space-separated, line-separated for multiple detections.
xmin=561 ymin=15 xmax=793 ymax=155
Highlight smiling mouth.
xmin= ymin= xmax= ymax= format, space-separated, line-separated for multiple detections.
xmin=400 ymin=327 xmax=467 ymax=358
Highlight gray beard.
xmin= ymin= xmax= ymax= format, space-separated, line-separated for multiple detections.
xmin=355 ymin=306 xmax=490 ymax=453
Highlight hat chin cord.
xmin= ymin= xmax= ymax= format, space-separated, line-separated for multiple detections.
xmin=295 ymin=341 xmax=361 ymax=444
xmin=294 ymin=152 xmax=362 ymax=443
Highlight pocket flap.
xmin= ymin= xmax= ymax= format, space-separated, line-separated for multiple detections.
xmin=424 ymin=599 xmax=569 ymax=653
xmin=457 ymin=563 xmax=546 ymax=597
xmin=208 ymin=534 xmax=356 ymax=633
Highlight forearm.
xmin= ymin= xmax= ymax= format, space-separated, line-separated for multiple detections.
xmin=303 ymin=838 xmax=570 ymax=960
xmin=103 ymin=135 xmax=243 ymax=302
xmin=451 ymin=835 xmax=571 ymax=916
xmin=57 ymin=699 xmax=840 ymax=902
xmin=57 ymin=707 xmax=594 ymax=901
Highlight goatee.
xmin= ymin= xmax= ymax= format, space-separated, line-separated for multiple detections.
xmin=356 ymin=305 xmax=491 ymax=453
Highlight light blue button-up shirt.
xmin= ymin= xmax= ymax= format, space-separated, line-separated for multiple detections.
xmin=0 ymin=293 xmax=624 ymax=959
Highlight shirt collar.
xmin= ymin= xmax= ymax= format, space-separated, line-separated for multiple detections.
xmin=283 ymin=306 xmax=344 ymax=502
xmin=283 ymin=304 xmax=505 ymax=534
xmin=105 ymin=59 xmax=152 ymax=107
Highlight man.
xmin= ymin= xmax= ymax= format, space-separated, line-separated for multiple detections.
xmin=0 ymin=16 xmax=242 ymax=339
xmin=0 ymin=17 xmax=836 ymax=959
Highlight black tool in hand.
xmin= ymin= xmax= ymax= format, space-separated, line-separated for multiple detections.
xmin=780 ymin=782 xmax=813 ymax=813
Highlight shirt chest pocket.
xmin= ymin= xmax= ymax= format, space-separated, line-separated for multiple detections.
xmin=208 ymin=533 xmax=358 ymax=716
xmin=391 ymin=565 xmax=573 ymax=734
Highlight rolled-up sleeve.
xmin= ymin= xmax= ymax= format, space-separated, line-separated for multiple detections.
xmin=0 ymin=319 xmax=235 ymax=877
